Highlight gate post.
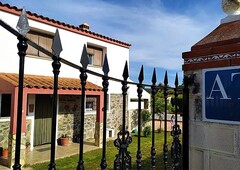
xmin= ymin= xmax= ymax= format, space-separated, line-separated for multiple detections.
xmin=182 ymin=5 xmax=240 ymax=169
xmin=12 ymin=8 xmax=29 ymax=170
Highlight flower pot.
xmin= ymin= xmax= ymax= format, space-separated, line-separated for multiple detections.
xmin=60 ymin=137 xmax=69 ymax=146
xmin=2 ymin=149 xmax=8 ymax=158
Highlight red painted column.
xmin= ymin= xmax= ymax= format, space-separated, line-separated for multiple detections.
xmin=10 ymin=87 xmax=18 ymax=134
xmin=10 ymin=87 xmax=27 ymax=134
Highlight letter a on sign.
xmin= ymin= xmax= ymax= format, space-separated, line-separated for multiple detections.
xmin=207 ymin=74 xmax=231 ymax=100
xmin=203 ymin=67 xmax=240 ymax=123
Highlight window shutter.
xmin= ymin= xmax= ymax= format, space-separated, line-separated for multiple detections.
xmin=26 ymin=33 xmax=38 ymax=56
xmin=93 ymin=49 xmax=103 ymax=66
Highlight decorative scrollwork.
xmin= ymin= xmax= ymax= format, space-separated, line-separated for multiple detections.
xmin=171 ymin=124 xmax=182 ymax=170
xmin=184 ymin=52 xmax=240 ymax=64
xmin=114 ymin=130 xmax=132 ymax=170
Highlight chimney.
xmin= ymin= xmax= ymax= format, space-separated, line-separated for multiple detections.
xmin=79 ymin=23 xmax=90 ymax=31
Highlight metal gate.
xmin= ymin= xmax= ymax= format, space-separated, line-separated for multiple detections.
xmin=0 ymin=8 xmax=190 ymax=170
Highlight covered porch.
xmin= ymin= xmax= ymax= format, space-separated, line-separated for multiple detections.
xmin=0 ymin=73 xmax=104 ymax=168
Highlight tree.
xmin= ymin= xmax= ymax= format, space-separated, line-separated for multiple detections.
xmin=155 ymin=90 xmax=174 ymax=114
xmin=131 ymin=109 xmax=151 ymax=132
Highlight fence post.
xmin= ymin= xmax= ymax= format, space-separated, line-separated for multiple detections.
xmin=13 ymin=8 xmax=29 ymax=170
xmin=48 ymin=29 xmax=62 ymax=170
xmin=163 ymin=71 xmax=168 ymax=170
xmin=182 ymin=76 xmax=190 ymax=170
xmin=77 ymin=45 xmax=89 ymax=170
xmin=136 ymin=65 xmax=144 ymax=169
xmin=171 ymin=74 xmax=181 ymax=170
xmin=114 ymin=61 xmax=132 ymax=170
xmin=100 ymin=55 xmax=109 ymax=170
xmin=151 ymin=68 xmax=157 ymax=169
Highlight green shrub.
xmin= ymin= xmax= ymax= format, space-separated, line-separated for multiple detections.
xmin=143 ymin=126 xmax=151 ymax=137
xmin=157 ymin=128 xmax=162 ymax=133
xmin=141 ymin=110 xmax=151 ymax=125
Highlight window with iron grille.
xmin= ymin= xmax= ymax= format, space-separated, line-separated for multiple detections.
xmin=26 ymin=30 xmax=53 ymax=59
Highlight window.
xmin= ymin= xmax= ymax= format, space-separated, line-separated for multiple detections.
xmin=87 ymin=45 xmax=103 ymax=67
xmin=144 ymin=99 xmax=149 ymax=109
xmin=86 ymin=96 xmax=96 ymax=111
xmin=0 ymin=94 xmax=11 ymax=117
xmin=26 ymin=30 xmax=53 ymax=59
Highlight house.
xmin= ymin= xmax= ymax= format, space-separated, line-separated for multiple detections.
xmin=0 ymin=2 xmax=150 ymax=167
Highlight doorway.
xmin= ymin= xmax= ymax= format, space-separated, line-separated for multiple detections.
xmin=34 ymin=94 xmax=52 ymax=146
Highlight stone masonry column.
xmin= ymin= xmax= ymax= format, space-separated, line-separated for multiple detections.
xmin=182 ymin=3 xmax=240 ymax=169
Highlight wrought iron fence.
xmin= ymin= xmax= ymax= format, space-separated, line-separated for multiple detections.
xmin=0 ymin=8 xmax=190 ymax=170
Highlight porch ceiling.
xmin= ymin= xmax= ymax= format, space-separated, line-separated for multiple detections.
xmin=0 ymin=73 xmax=102 ymax=91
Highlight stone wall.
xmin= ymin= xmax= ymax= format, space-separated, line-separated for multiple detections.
xmin=0 ymin=119 xmax=31 ymax=149
xmin=8 ymin=133 xmax=26 ymax=168
xmin=58 ymin=95 xmax=97 ymax=142
xmin=57 ymin=93 xmax=133 ymax=144
xmin=107 ymin=94 xmax=126 ymax=133
xmin=25 ymin=119 xmax=31 ymax=145
xmin=187 ymin=70 xmax=240 ymax=170
xmin=0 ymin=120 xmax=10 ymax=150
xmin=58 ymin=112 xmax=96 ymax=142
xmin=0 ymin=119 xmax=31 ymax=167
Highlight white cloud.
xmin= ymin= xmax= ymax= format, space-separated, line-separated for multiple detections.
xmin=48 ymin=0 xmax=222 ymax=70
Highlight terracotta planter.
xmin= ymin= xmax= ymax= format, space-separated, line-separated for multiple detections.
xmin=60 ymin=137 xmax=69 ymax=146
xmin=2 ymin=149 xmax=8 ymax=158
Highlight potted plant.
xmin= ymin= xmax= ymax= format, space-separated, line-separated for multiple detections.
xmin=60 ymin=134 xmax=69 ymax=146
xmin=2 ymin=143 xmax=8 ymax=158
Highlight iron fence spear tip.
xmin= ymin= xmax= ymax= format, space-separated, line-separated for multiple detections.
xmin=16 ymin=7 xmax=30 ymax=37
xmin=164 ymin=71 xmax=168 ymax=86
xmin=52 ymin=29 xmax=62 ymax=56
xmin=152 ymin=68 xmax=157 ymax=85
xmin=175 ymin=73 xmax=179 ymax=87
xmin=102 ymin=54 xmax=109 ymax=76
xmin=122 ymin=61 xmax=129 ymax=80
xmin=80 ymin=44 xmax=89 ymax=70
xmin=138 ymin=65 xmax=144 ymax=83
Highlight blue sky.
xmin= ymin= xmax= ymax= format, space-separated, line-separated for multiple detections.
xmin=1 ymin=0 xmax=225 ymax=86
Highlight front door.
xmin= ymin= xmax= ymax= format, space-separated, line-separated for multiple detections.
xmin=34 ymin=94 xmax=52 ymax=146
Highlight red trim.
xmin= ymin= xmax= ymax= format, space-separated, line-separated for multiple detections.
xmin=231 ymin=58 xmax=240 ymax=66
xmin=183 ymin=43 xmax=240 ymax=59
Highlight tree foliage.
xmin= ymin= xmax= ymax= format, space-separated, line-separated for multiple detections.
xmin=155 ymin=90 xmax=174 ymax=114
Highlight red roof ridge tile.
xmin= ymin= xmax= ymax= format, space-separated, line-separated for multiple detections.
xmin=0 ymin=2 xmax=131 ymax=48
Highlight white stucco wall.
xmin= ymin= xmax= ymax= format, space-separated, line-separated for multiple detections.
xmin=0 ymin=10 xmax=150 ymax=111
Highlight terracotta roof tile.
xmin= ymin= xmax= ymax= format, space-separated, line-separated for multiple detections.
xmin=0 ymin=73 xmax=102 ymax=91
xmin=0 ymin=2 xmax=131 ymax=48
xmin=192 ymin=20 xmax=240 ymax=50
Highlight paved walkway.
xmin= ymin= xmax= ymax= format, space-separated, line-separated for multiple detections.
xmin=0 ymin=141 xmax=99 ymax=169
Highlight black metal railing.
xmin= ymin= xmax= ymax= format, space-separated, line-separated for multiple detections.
xmin=0 ymin=9 xmax=190 ymax=170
